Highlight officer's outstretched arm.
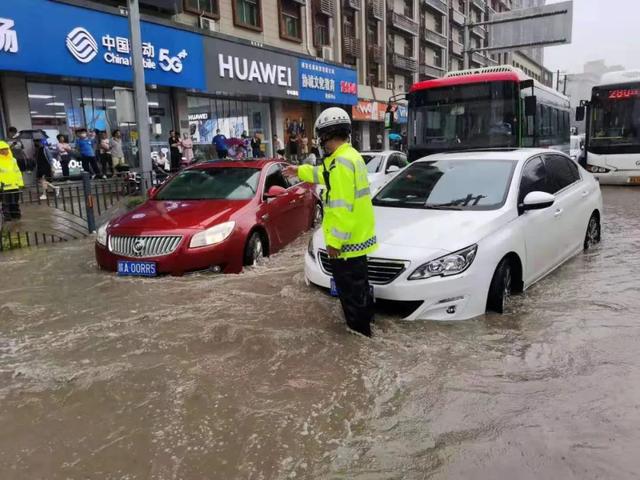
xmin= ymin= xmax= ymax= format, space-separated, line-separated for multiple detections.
xmin=324 ymin=162 xmax=356 ymax=250
xmin=297 ymin=165 xmax=326 ymax=186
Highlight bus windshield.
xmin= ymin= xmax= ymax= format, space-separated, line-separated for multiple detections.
xmin=589 ymin=86 xmax=640 ymax=153
xmin=409 ymin=81 xmax=518 ymax=153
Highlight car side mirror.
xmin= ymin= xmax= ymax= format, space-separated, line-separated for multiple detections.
xmin=266 ymin=185 xmax=287 ymax=198
xmin=524 ymin=96 xmax=537 ymax=117
xmin=521 ymin=191 xmax=555 ymax=212
xmin=147 ymin=186 xmax=158 ymax=198
xmin=576 ymin=106 xmax=586 ymax=122
xmin=386 ymin=165 xmax=400 ymax=174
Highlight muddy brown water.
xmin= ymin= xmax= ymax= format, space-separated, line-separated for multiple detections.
xmin=1 ymin=186 xmax=639 ymax=480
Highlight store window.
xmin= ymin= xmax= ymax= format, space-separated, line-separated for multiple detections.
xmin=26 ymin=81 xmax=173 ymax=168
xmin=184 ymin=0 xmax=219 ymax=18
xmin=234 ymin=0 xmax=262 ymax=30
xmin=187 ymin=96 xmax=271 ymax=161
xmin=279 ymin=0 xmax=302 ymax=41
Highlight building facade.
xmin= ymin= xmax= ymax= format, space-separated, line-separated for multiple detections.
xmin=0 ymin=0 xmax=556 ymax=160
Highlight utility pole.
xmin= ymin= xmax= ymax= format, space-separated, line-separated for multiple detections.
xmin=127 ymin=0 xmax=151 ymax=174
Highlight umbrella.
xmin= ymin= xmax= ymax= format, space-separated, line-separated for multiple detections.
xmin=388 ymin=133 xmax=402 ymax=141
xmin=17 ymin=129 xmax=49 ymax=140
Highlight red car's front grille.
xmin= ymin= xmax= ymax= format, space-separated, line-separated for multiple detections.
xmin=109 ymin=235 xmax=182 ymax=258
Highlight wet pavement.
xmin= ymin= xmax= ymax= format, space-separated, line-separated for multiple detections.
xmin=1 ymin=186 xmax=639 ymax=479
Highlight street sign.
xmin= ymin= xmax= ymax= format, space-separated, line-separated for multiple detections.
xmin=487 ymin=1 xmax=573 ymax=52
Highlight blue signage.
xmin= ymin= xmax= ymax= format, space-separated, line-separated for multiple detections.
xmin=0 ymin=0 xmax=205 ymax=90
xmin=298 ymin=59 xmax=357 ymax=105
xmin=396 ymin=105 xmax=408 ymax=124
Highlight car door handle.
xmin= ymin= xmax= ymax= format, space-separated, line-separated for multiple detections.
xmin=554 ymin=208 xmax=564 ymax=217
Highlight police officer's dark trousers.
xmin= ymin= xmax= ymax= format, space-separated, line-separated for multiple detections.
xmin=329 ymin=255 xmax=374 ymax=337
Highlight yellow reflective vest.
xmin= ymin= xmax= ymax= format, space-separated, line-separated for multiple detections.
xmin=299 ymin=142 xmax=377 ymax=259
xmin=0 ymin=148 xmax=24 ymax=192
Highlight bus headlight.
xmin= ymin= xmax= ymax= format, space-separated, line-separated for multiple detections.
xmin=189 ymin=221 xmax=235 ymax=248
xmin=586 ymin=164 xmax=611 ymax=173
xmin=409 ymin=245 xmax=477 ymax=280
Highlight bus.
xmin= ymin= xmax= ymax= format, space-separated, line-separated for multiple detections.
xmin=406 ymin=66 xmax=571 ymax=162
xmin=576 ymin=70 xmax=640 ymax=185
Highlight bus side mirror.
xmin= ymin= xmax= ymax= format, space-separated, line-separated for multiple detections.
xmin=524 ymin=96 xmax=537 ymax=117
xmin=576 ymin=106 xmax=586 ymax=122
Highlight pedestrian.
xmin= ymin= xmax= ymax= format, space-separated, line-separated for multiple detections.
xmin=240 ymin=131 xmax=250 ymax=159
xmin=310 ymin=136 xmax=320 ymax=158
xmin=376 ymin=133 xmax=383 ymax=150
xmin=110 ymin=129 xmax=126 ymax=171
xmin=35 ymin=138 xmax=59 ymax=200
xmin=55 ymin=134 xmax=72 ymax=178
xmin=0 ymin=140 xmax=24 ymax=221
xmin=7 ymin=127 xmax=27 ymax=172
xmin=181 ymin=132 xmax=194 ymax=164
xmin=75 ymin=128 xmax=102 ymax=178
xmin=168 ymin=130 xmax=181 ymax=172
xmin=273 ymin=134 xmax=284 ymax=158
xmin=212 ymin=129 xmax=228 ymax=159
xmin=251 ymin=132 xmax=262 ymax=158
xmin=98 ymin=131 xmax=113 ymax=177
xmin=288 ymin=132 xmax=299 ymax=164
xmin=283 ymin=107 xmax=377 ymax=337
xmin=300 ymin=133 xmax=309 ymax=157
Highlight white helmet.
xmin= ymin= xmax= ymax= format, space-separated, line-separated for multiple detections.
xmin=314 ymin=107 xmax=351 ymax=141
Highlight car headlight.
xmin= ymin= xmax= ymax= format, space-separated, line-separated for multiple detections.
xmin=408 ymin=244 xmax=477 ymax=280
xmin=570 ymin=155 xmax=577 ymax=161
xmin=189 ymin=221 xmax=235 ymax=248
xmin=307 ymin=235 xmax=315 ymax=260
xmin=96 ymin=223 xmax=108 ymax=246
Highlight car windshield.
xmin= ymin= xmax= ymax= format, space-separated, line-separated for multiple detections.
xmin=589 ymin=86 xmax=640 ymax=152
xmin=362 ymin=154 xmax=383 ymax=174
xmin=373 ymin=159 xmax=516 ymax=210
xmin=155 ymin=167 xmax=261 ymax=201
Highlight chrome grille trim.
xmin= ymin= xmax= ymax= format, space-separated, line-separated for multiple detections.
xmin=108 ymin=235 xmax=182 ymax=258
xmin=317 ymin=250 xmax=409 ymax=285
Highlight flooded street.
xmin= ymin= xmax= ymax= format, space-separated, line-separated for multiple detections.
xmin=1 ymin=185 xmax=639 ymax=479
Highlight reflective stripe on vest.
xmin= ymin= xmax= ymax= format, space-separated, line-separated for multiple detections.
xmin=331 ymin=227 xmax=351 ymax=240
xmin=335 ymin=157 xmax=355 ymax=172
xmin=355 ymin=187 xmax=370 ymax=198
xmin=326 ymin=199 xmax=353 ymax=211
xmin=341 ymin=236 xmax=377 ymax=253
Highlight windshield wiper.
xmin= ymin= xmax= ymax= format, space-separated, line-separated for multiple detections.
xmin=423 ymin=203 xmax=463 ymax=210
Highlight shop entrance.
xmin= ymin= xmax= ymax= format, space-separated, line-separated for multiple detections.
xmin=282 ymin=102 xmax=314 ymax=163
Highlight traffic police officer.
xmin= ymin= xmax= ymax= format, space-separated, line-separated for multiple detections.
xmin=284 ymin=107 xmax=377 ymax=336
xmin=0 ymin=140 xmax=24 ymax=221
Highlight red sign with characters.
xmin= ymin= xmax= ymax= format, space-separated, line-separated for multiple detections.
xmin=340 ymin=80 xmax=357 ymax=95
xmin=608 ymin=89 xmax=640 ymax=100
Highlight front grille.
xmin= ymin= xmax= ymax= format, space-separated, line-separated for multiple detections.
xmin=318 ymin=250 xmax=409 ymax=285
xmin=109 ymin=235 xmax=182 ymax=258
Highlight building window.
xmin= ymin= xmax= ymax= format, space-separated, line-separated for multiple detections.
xmin=184 ymin=0 xmax=219 ymax=18
xmin=234 ymin=0 xmax=262 ymax=30
xmin=457 ymin=0 xmax=464 ymax=13
xmin=313 ymin=14 xmax=330 ymax=46
xmin=279 ymin=0 xmax=302 ymax=41
xmin=434 ymin=48 xmax=442 ymax=68
xmin=434 ymin=14 xmax=443 ymax=35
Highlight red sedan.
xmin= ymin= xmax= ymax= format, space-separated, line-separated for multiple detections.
xmin=95 ymin=160 xmax=321 ymax=276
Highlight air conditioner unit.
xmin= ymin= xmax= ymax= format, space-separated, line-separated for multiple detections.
xmin=321 ymin=46 xmax=333 ymax=61
xmin=199 ymin=16 xmax=218 ymax=32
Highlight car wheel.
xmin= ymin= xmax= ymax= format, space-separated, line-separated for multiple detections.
xmin=583 ymin=213 xmax=601 ymax=250
xmin=312 ymin=203 xmax=323 ymax=228
xmin=244 ymin=231 xmax=265 ymax=267
xmin=487 ymin=258 xmax=512 ymax=314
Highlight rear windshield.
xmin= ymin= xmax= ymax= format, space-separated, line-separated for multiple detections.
xmin=155 ymin=167 xmax=261 ymax=201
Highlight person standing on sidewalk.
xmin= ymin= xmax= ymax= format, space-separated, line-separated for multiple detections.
xmin=76 ymin=128 xmax=102 ymax=178
xmin=35 ymin=138 xmax=59 ymax=200
xmin=168 ymin=130 xmax=182 ymax=172
xmin=98 ymin=131 xmax=113 ymax=177
xmin=181 ymin=132 xmax=194 ymax=164
xmin=283 ymin=107 xmax=377 ymax=337
xmin=110 ymin=129 xmax=126 ymax=171
xmin=0 ymin=140 xmax=24 ymax=221
xmin=212 ymin=129 xmax=228 ymax=159
xmin=55 ymin=134 xmax=72 ymax=178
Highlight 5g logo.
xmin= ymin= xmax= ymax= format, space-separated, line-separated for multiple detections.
xmin=159 ymin=48 xmax=188 ymax=73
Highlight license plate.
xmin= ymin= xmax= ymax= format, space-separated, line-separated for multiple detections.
xmin=117 ymin=260 xmax=157 ymax=277
xmin=629 ymin=177 xmax=640 ymax=184
xmin=330 ymin=278 xmax=374 ymax=299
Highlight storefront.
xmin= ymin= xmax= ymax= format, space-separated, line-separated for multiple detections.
xmin=352 ymin=100 xmax=387 ymax=151
xmin=0 ymin=0 xmax=357 ymax=167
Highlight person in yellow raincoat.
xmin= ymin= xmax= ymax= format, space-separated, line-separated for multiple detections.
xmin=0 ymin=140 xmax=24 ymax=221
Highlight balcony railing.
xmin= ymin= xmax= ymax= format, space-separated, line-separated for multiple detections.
xmin=423 ymin=28 xmax=447 ymax=48
xmin=424 ymin=0 xmax=447 ymax=14
xmin=450 ymin=8 xmax=465 ymax=26
xmin=420 ymin=63 xmax=444 ymax=79
xmin=368 ymin=0 xmax=383 ymax=20
xmin=388 ymin=11 xmax=419 ymax=36
xmin=471 ymin=0 xmax=485 ymax=11
xmin=343 ymin=0 xmax=360 ymax=10
xmin=450 ymin=41 xmax=463 ymax=57
xmin=472 ymin=25 xmax=486 ymax=38
xmin=390 ymin=52 xmax=418 ymax=72
xmin=368 ymin=44 xmax=383 ymax=63
xmin=471 ymin=51 xmax=486 ymax=66
xmin=343 ymin=36 xmax=361 ymax=58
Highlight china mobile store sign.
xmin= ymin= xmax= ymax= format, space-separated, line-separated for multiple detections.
xmin=0 ymin=0 xmax=205 ymax=89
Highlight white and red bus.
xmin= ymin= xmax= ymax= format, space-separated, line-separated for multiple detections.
xmin=406 ymin=66 xmax=571 ymax=162
xmin=576 ymin=70 xmax=640 ymax=185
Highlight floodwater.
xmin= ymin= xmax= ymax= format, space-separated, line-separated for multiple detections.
xmin=1 ymin=186 xmax=639 ymax=480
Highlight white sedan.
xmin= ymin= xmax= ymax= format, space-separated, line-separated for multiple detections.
xmin=362 ymin=150 xmax=408 ymax=192
xmin=305 ymin=149 xmax=603 ymax=321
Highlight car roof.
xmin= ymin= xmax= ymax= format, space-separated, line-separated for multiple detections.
xmin=413 ymin=148 xmax=561 ymax=163
xmin=360 ymin=150 xmax=403 ymax=156
xmin=188 ymin=159 xmax=279 ymax=170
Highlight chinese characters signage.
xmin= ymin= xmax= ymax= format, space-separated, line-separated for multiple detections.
xmin=298 ymin=60 xmax=357 ymax=105
xmin=0 ymin=0 xmax=205 ymax=90
xmin=607 ymin=89 xmax=640 ymax=100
